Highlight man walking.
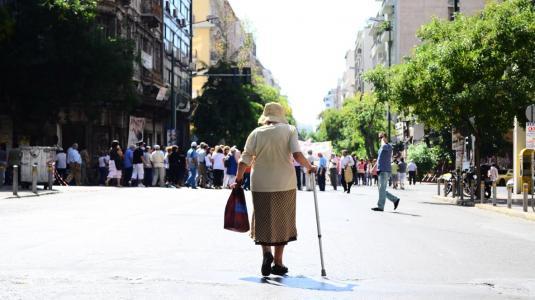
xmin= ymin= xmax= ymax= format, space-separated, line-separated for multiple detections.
xmin=151 ymin=145 xmax=165 ymax=187
xmin=317 ymin=152 xmax=327 ymax=191
xmin=407 ymin=160 xmax=418 ymax=185
xmin=197 ymin=143 xmax=208 ymax=188
xmin=123 ymin=145 xmax=134 ymax=186
xmin=398 ymin=158 xmax=407 ymax=190
xmin=186 ymin=142 xmax=198 ymax=189
xmin=131 ymin=142 xmax=146 ymax=187
xmin=293 ymin=158 xmax=302 ymax=190
xmin=372 ymin=133 xmax=400 ymax=212
xmin=329 ymin=154 xmax=338 ymax=191
xmin=65 ymin=143 xmax=82 ymax=186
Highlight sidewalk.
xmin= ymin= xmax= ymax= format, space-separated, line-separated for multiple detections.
xmin=0 ymin=185 xmax=60 ymax=200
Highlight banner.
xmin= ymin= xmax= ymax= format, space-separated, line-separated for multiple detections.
xmin=298 ymin=140 xmax=333 ymax=160
xmin=127 ymin=116 xmax=145 ymax=146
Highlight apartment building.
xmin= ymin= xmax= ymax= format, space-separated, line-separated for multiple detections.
xmin=341 ymin=49 xmax=356 ymax=101
xmin=354 ymin=25 xmax=374 ymax=94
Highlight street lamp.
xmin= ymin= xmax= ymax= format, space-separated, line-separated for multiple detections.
xmin=369 ymin=16 xmax=392 ymax=139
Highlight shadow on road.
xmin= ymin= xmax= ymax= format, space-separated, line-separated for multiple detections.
xmin=420 ymin=201 xmax=457 ymax=206
xmin=240 ymin=275 xmax=357 ymax=292
xmin=388 ymin=211 xmax=422 ymax=217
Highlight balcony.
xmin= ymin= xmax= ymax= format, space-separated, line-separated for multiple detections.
xmin=141 ymin=0 xmax=163 ymax=28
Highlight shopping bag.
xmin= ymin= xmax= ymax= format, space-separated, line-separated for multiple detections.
xmin=224 ymin=186 xmax=250 ymax=232
xmin=344 ymin=166 xmax=353 ymax=183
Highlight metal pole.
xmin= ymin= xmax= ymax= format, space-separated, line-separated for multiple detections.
xmin=452 ymin=178 xmax=456 ymax=198
xmin=387 ymin=25 xmax=392 ymax=140
xmin=310 ymin=173 xmax=327 ymax=277
xmin=470 ymin=180 xmax=474 ymax=203
xmin=32 ymin=164 xmax=37 ymax=194
xmin=12 ymin=165 xmax=18 ymax=196
xmin=523 ymin=183 xmax=528 ymax=212
xmin=492 ymin=181 xmax=497 ymax=206
xmin=437 ymin=179 xmax=441 ymax=196
xmin=443 ymin=179 xmax=447 ymax=196
xmin=460 ymin=180 xmax=464 ymax=204
xmin=507 ymin=184 xmax=512 ymax=209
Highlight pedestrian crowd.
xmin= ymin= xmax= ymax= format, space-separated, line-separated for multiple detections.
xmin=293 ymin=148 xmax=418 ymax=194
xmin=53 ymin=140 xmax=247 ymax=190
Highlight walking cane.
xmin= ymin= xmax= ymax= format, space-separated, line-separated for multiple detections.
xmin=310 ymin=172 xmax=327 ymax=277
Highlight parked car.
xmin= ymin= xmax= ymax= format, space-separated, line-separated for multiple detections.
xmin=497 ymin=169 xmax=513 ymax=186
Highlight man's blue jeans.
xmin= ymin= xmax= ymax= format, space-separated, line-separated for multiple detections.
xmin=187 ymin=167 xmax=197 ymax=188
xmin=378 ymin=171 xmax=398 ymax=209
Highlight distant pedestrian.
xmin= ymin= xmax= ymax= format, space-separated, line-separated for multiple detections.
xmin=55 ymin=148 xmax=67 ymax=180
xmin=243 ymin=164 xmax=252 ymax=191
xmin=143 ymin=145 xmax=153 ymax=187
xmin=293 ymin=158 xmax=302 ymax=190
xmin=372 ymin=133 xmax=400 ymax=212
xmin=391 ymin=159 xmax=399 ymax=189
xmin=97 ymin=150 xmax=109 ymax=186
xmin=340 ymin=150 xmax=354 ymax=193
xmin=123 ymin=145 xmax=134 ymax=186
xmin=65 ymin=143 xmax=82 ymax=186
xmin=372 ymin=159 xmax=378 ymax=186
xmin=398 ymin=158 xmax=407 ymax=190
xmin=212 ymin=146 xmax=225 ymax=189
xmin=317 ymin=152 xmax=327 ymax=191
xmin=186 ymin=142 xmax=199 ymax=189
xmin=357 ymin=159 xmax=366 ymax=185
xmin=80 ymin=148 xmax=90 ymax=185
xmin=130 ymin=142 xmax=146 ymax=187
xmin=305 ymin=150 xmax=315 ymax=191
xmin=168 ymin=145 xmax=180 ymax=187
xmin=205 ymin=147 xmax=214 ymax=188
xmin=225 ymin=147 xmax=238 ymax=188
xmin=234 ymin=102 xmax=317 ymax=277
xmin=151 ymin=145 xmax=165 ymax=187
xmin=106 ymin=141 xmax=123 ymax=187
xmin=407 ymin=160 xmax=418 ymax=185
xmin=329 ymin=153 xmax=338 ymax=191
xmin=488 ymin=163 xmax=499 ymax=184
xmin=197 ymin=143 xmax=208 ymax=188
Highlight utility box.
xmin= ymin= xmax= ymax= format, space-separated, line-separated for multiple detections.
xmin=20 ymin=147 xmax=56 ymax=184
xmin=519 ymin=149 xmax=534 ymax=193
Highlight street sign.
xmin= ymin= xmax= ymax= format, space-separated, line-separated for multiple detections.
xmin=527 ymin=122 xmax=535 ymax=150
xmin=526 ymin=104 xmax=535 ymax=122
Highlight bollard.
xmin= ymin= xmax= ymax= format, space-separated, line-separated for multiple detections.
xmin=452 ymin=178 xmax=457 ymax=198
xmin=523 ymin=183 xmax=528 ymax=212
xmin=437 ymin=179 xmax=441 ymax=196
xmin=492 ymin=181 xmax=497 ymax=206
xmin=480 ymin=181 xmax=485 ymax=204
xmin=443 ymin=179 xmax=448 ymax=196
xmin=507 ymin=184 xmax=512 ymax=209
xmin=12 ymin=165 xmax=18 ymax=196
xmin=470 ymin=181 xmax=474 ymax=203
xmin=47 ymin=163 xmax=53 ymax=191
xmin=32 ymin=164 xmax=37 ymax=194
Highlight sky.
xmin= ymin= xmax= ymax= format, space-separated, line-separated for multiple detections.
xmin=227 ymin=0 xmax=382 ymax=130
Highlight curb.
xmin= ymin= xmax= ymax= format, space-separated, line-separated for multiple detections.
xmin=475 ymin=204 xmax=535 ymax=222
xmin=1 ymin=190 xmax=60 ymax=200
xmin=431 ymin=195 xmax=459 ymax=205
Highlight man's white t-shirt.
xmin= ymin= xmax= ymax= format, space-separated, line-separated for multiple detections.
xmin=205 ymin=153 xmax=213 ymax=168
xmin=56 ymin=153 xmax=67 ymax=169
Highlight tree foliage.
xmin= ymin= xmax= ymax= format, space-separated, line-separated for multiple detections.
xmin=365 ymin=0 xmax=534 ymax=175
xmin=192 ymin=62 xmax=295 ymax=147
xmin=0 ymin=0 xmax=137 ymax=130
xmin=316 ymin=93 xmax=387 ymax=158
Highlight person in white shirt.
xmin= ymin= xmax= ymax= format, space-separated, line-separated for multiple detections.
xmin=340 ymin=150 xmax=355 ymax=193
xmin=488 ymin=164 xmax=499 ymax=183
xmin=55 ymin=148 xmax=67 ymax=180
xmin=305 ymin=150 xmax=315 ymax=191
xmin=212 ymin=146 xmax=226 ymax=189
xmin=151 ymin=145 xmax=165 ymax=187
xmin=97 ymin=151 xmax=109 ymax=185
xmin=407 ymin=160 xmax=418 ymax=185
xmin=205 ymin=147 xmax=214 ymax=188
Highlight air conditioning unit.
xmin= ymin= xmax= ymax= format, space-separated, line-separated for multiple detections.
xmin=165 ymin=1 xmax=170 ymax=13
xmin=179 ymin=18 xmax=187 ymax=28
xmin=173 ymin=8 xmax=177 ymax=18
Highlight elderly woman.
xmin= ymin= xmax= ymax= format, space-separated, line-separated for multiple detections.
xmin=235 ymin=102 xmax=316 ymax=277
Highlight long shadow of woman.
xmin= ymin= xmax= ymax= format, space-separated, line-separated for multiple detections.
xmin=241 ymin=275 xmax=358 ymax=292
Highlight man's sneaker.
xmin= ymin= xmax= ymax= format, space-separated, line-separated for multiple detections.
xmin=138 ymin=183 xmax=145 ymax=187
xmin=394 ymin=198 xmax=400 ymax=210
xmin=371 ymin=207 xmax=384 ymax=212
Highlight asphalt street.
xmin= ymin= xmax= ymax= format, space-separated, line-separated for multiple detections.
xmin=0 ymin=183 xmax=534 ymax=299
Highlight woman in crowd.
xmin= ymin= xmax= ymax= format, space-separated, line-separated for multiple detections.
xmin=105 ymin=140 xmax=123 ymax=187
xmin=340 ymin=150 xmax=354 ymax=193
xmin=211 ymin=146 xmax=225 ymax=189
xmin=234 ymin=102 xmax=316 ymax=277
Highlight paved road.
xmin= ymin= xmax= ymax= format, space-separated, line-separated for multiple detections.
xmin=0 ymin=184 xmax=534 ymax=299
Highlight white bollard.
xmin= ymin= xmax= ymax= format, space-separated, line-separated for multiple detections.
xmin=32 ymin=164 xmax=37 ymax=194
xmin=492 ymin=181 xmax=497 ymax=206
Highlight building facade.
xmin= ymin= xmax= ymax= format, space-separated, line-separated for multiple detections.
xmin=341 ymin=49 xmax=356 ymax=101
xmin=354 ymin=26 xmax=374 ymax=94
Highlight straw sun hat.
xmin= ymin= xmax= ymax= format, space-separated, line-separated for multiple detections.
xmin=258 ymin=102 xmax=288 ymax=125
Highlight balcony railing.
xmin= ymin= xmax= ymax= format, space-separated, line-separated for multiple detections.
xmin=141 ymin=0 xmax=163 ymax=28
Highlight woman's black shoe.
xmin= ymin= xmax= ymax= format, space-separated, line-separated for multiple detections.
xmin=261 ymin=252 xmax=273 ymax=277
xmin=271 ymin=264 xmax=288 ymax=276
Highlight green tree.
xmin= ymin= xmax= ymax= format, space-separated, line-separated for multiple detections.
xmin=366 ymin=0 xmax=535 ymax=182
xmin=316 ymin=93 xmax=387 ymax=157
xmin=0 ymin=0 xmax=137 ymax=135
